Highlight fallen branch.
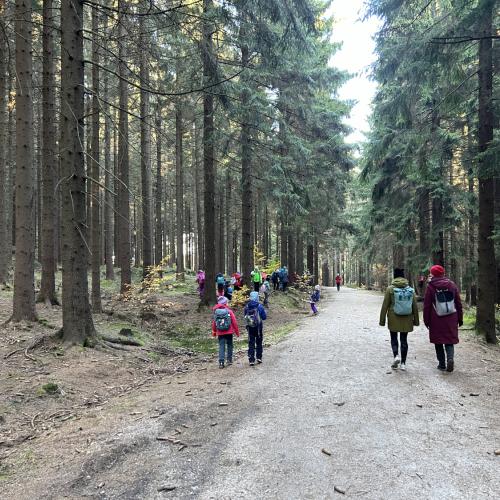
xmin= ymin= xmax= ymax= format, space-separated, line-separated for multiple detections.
xmin=4 ymin=349 xmax=22 ymax=359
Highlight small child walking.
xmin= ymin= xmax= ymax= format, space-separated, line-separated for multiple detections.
xmin=196 ymin=270 xmax=205 ymax=297
xmin=212 ymin=296 xmax=240 ymax=369
xmin=216 ymin=272 xmax=225 ymax=297
xmin=244 ymin=291 xmax=267 ymax=366
xmin=309 ymin=285 xmax=320 ymax=315
xmin=262 ymin=280 xmax=270 ymax=307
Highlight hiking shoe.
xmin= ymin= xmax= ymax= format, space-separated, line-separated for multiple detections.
xmin=446 ymin=359 xmax=454 ymax=372
xmin=437 ymin=364 xmax=446 ymax=371
xmin=391 ymin=356 xmax=401 ymax=369
xmin=226 ymin=359 xmax=233 ymax=365
xmin=249 ymin=362 xmax=255 ymax=366
xmin=399 ymin=363 xmax=407 ymax=371
xmin=257 ymin=359 xmax=262 ymax=364
xmin=219 ymin=361 xmax=224 ymax=369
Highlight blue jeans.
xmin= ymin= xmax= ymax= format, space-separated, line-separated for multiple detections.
xmin=248 ymin=328 xmax=263 ymax=362
xmin=218 ymin=334 xmax=233 ymax=362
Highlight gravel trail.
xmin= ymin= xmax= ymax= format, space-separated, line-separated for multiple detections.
xmin=195 ymin=287 xmax=500 ymax=499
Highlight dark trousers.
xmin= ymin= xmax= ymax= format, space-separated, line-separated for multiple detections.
xmin=337 ymin=283 xmax=340 ymax=291
xmin=248 ymin=328 xmax=263 ymax=362
xmin=273 ymin=282 xmax=278 ymax=290
xmin=253 ymin=282 xmax=260 ymax=292
xmin=435 ymin=344 xmax=454 ymax=367
xmin=282 ymin=282 xmax=288 ymax=292
xmin=390 ymin=331 xmax=408 ymax=363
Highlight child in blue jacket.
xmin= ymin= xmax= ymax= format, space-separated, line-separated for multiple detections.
xmin=244 ymin=291 xmax=267 ymax=365
xmin=309 ymin=285 xmax=320 ymax=315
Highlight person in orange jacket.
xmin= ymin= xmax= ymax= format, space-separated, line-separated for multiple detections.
xmin=212 ymin=296 xmax=240 ymax=368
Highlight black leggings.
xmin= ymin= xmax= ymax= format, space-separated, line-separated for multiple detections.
xmin=390 ymin=331 xmax=408 ymax=363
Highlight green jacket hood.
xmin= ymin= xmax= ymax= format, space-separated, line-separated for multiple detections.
xmin=392 ymin=277 xmax=409 ymax=288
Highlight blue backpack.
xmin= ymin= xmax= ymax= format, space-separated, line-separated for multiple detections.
xmin=214 ymin=308 xmax=231 ymax=331
xmin=217 ymin=275 xmax=224 ymax=286
xmin=311 ymin=290 xmax=320 ymax=302
xmin=392 ymin=286 xmax=414 ymax=315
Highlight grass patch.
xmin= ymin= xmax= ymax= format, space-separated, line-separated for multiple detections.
xmin=162 ymin=324 xmax=219 ymax=354
xmin=42 ymin=382 xmax=59 ymax=394
xmin=267 ymin=322 xmax=299 ymax=344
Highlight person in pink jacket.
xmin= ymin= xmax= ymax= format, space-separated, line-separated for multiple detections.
xmin=212 ymin=296 xmax=240 ymax=368
xmin=423 ymin=265 xmax=463 ymax=373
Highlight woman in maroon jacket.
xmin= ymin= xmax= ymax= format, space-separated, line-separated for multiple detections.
xmin=423 ymin=265 xmax=463 ymax=372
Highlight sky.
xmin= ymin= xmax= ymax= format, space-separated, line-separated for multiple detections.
xmin=326 ymin=0 xmax=381 ymax=144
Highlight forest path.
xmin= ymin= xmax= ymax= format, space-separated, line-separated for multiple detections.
xmin=195 ymin=287 xmax=500 ymax=499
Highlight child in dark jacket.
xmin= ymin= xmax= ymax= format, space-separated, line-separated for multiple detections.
xmin=244 ymin=291 xmax=267 ymax=365
xmin=309 ymin=285 xmax=320 ymax=315
xmin=212 ymin=296 xmax=240 ymax=368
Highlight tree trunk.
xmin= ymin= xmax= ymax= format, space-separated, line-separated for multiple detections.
xmin=287 ymin=232 xmax=295 ymax=281
xmin=307 ymin=242 xmax=313 ymax=276
xmin=59 ymin=0 xmax=96 ymax=343
xmin=313 ymin=234 xmax=319 ymax=286
xmin=118 ymin=7 xmax=131 ymax=294
xmin=296 ymin=226 xmax=303 ymax=276
xmin=226 ymin=172 xmax=233 ymax=275
xmin=393 ymin=245 xmax=404 ymax=270
xmin=194 ymin=120 xmax=203 ymax=270
xmin=38 ymin=0 xmax=59 ymax=303
xmin=175 ymin=105 xmax=185 ymax=281
xmin=476 ymin=1 xmax=496 ymax=343
xmin=155 ymin=112 xmax=163 ymax=270
xmin=240 ymin=42 xmax=253 ymax=287
xmin=12 ymin=0 xmax=38 ymax=322
xmin=200 ymin=0 xmax=216 ymax=305
xmin=419 ymin=187 xmax=430 ymax=271
xmin=90 ymin=6 xmax=101 ymax=312
xmin=280 ymin=216 xmax=287 ymax=269
xmin=0 ymin=12 xmax=8 ymax=284
xmin=103 ymin=17 xmax=114 ymax=281
xmin=431 ymin=196 xmax=444 ymax=266
xmin=36 ymin=109 xmax=42 ymax=264
xmin=140 ymin=14 xmax=152 ymax=282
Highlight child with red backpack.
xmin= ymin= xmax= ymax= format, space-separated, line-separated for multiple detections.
xmin=244 ymin=291 xmax=267 ymax=366
xmin=196 ymin=270 xmax=205 ymax=297
xmin=212 ymin=296 xmax=240 ymax=369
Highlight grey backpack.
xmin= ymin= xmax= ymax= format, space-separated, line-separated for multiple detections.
xmin=433 ymin=289 xmax=456 ymax=317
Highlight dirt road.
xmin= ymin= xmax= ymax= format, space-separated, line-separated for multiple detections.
xmin=5 ymin=287 xmax=500 ymax=499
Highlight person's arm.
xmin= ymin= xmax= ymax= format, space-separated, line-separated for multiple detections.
xmin=212 ymin=318 xmax=217 ymax=337
xmin=259 ymin=305 xmax=267 ymax=321
xmin=379 ymin=288 xmax=391 ymax=326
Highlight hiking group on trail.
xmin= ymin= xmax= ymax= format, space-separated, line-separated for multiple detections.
xmin=380 ymin=265 xmax=463 ymax=373
xmin=204 ymin=265 xmax=321 ymax=368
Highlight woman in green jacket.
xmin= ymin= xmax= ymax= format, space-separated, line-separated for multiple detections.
xmin=379 ymin=268 xmax=419 ymax=371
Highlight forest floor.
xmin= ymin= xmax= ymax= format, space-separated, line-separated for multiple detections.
xmin=1 ymin=282 xmax=500 ymax=499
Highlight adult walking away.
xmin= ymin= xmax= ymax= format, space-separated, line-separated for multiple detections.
xmin=244 ymin=291 xmax=267 ymax=366
xmin=335 ymin=274 xmax=341 ymax=291
xmin=212 ymin=296 xmax=240 ymax=369
xmin=271 ymin=269 xmax=279 ymax=290
xmin=423 ymin=265 xmax=463 ymax=373
xmin=196 ymin=270 xmax=205 ymax=297
xmin=379 ymin=268 xmax=419 ymax=371
xmin=282 ymin=267 xmax=289 ymax=292
xmin=231 ymin=271 xmax=243 ymax=291
xmin=252 ymin=266 xmax=262 ymax=292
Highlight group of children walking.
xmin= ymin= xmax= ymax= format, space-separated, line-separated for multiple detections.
xmin=212 ymin=292 xmax=268 ymax=368
xmin=207 ymin=269 xmax=321 ymax=368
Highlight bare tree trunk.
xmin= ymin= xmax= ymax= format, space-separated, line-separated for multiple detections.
xmin=140 ymin=14 xmax=152 ymax=282
xmin=90 ymin=6 xmax=101 ymax=312
xmin=313 ymin=233 xmax=319 ymax=286
xmin=476 ymin=1 xmax=496 ymax=343
xmin=12 ymin=0 xmax=38 ymax=322
xmin=0 ymin=11 xmax=8 ymax=284
xmin=240 ymin=42 xmax=253 ymax=290
xmin=36 ymin=107 xmax=42 ymax=263
xmin=113 ymin=112 xmax=119 ymax=267
xmin=219 ymin=184 xmax=225 ymax=273
xmin=431 ymin=196 xmax=444 ymax=266
xmin=175 ymin=105 xmax=185 ymax=281
xmin=200 ymin=0 xmax=216 ymax=305
xmin=287 ymin=231 xmax=295 ymax=280
xmin=38 ymin=0 xmax=59 ymax=303
xmin=307 ymin=241 xmax=313 ymax=275
xmin=280 ymin=216 xmax=287 ymax=268
xmin=59 ymin=0 xmax=95 ymax=343
xmin=419 ymin=187 xmax=430 ymax=270
xmin=194 ymin=120 xmax=203 ymax=270
xmin=226 ymin=172 xmax=233 ymax=275
xmin=103 ymin=17 xmax=114 ymax=281
xmin=9 ymin=89 xmax=15 ymax=250
xmin=296 ymin=226 xmax=304 ymax=276
xmin=118 ymin=6 xmax=131 ymax=294
xmin=155 ymin=111 xmax=163 ymax=270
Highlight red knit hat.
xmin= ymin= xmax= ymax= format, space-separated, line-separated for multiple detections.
xmin=430 ymin=265 xmax=444 ymax=276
